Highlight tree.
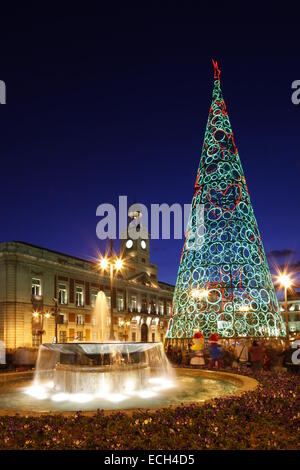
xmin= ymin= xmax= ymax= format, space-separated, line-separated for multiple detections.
xmin=166 ymin=61 xmax=285 ymax=340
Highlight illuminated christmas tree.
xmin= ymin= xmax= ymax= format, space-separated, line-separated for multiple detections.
xmin=166 ymin=61 xmax=285 ymax=340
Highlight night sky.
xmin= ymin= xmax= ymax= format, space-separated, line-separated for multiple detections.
xmin=0 ymin=5 xmax=299 ymax=287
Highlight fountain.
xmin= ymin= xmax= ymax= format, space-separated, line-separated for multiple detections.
xmin=0 ymin=290 xmax=254 ymax=413
xmin=33 ymin=341 xmax=172 ymax=397
xmin=28 ymin=290 xmax=174 ymax=402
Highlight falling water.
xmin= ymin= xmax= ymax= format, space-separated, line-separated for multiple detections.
xmin=28 ymin=289 xmax=175 ymax=406
xmin=93 ymin=291 xmax=110 ymax=342
xmin=32 ymin=342 xmax=173 ymax=397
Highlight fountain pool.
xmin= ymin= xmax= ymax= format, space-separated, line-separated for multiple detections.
xmin=0 ymin=367 xmax=246 ymax=413
xmin=0 ymin=339 xmax=258 ymax=414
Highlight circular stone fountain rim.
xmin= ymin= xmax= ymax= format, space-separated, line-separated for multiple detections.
xmin=0 ymin=368 xmax=259 ymax=417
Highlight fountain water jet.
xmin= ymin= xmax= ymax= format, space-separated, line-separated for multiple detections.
xmin=93 ymin=291 xmax=110 ymax=342
xmin=31 ymin=289 xmax=174 ymax=403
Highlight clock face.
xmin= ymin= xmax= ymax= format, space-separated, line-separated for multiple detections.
xmin=141 ymin=240 xmax=147 ymax=250
xmin=126 ymin=239 xmax=133 ymax=249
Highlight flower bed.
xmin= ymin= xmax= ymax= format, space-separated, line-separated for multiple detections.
xmin=0 ymin=369 xmax=299 ymax=450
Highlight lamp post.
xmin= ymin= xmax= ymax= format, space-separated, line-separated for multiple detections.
xmin=276 ymin=273 xmax=292 ymax=345
xmin=99 ymin=240 xmax=124 ymax=341
xmin=32 ymin=309 xmax=51 ymax=345
xmin=52 ymin=298 xmax=59 ymax=343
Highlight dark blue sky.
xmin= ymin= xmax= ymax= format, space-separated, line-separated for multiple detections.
xmin=0 ymin=5 xmax=299 ymax=285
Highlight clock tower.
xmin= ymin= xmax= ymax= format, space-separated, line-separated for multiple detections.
xmin=121 ymin=205 xmax=150 ymax=264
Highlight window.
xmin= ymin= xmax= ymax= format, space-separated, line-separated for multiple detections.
xmin=132 ymin=332 xmax=136 ymax=342
xmin=106 ymin=295 xmax=111 ymax=309
xmin=32 ymin=333 xmax=41 ymax=348
xmin=166 ymin=302 xmax=171 ymax=315
xmin=130 ymin=296 xmax=137 ymax=312
xmin=91 ymin=292 xmax=98 ymax=307
xmin=141 ymin=298 xmax=147 ymax=313
xmin=32 ymin=278 xmax=41 ymax=296
xmin=77 ymin=314 xmax=84 ymax=325
xmin=58 ymin=284 xmax=68 ymax=304
xmin=150 ymin=300 xmax=156 ymax=314
xmin=117 ymin=295 xmax=124 ymax=311
xmin=75 ymin=286 xmax=84 ymax=307
xmin=159 ymin=302 xmax=164 ymax=315
xmin=59 ymin=331 xmax=67 ymax=343
xmin=77 ymin=331 xmax=83 ymax=341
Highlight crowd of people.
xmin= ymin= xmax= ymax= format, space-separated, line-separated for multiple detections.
xmin=165 ymin=334 xmax=297 ymax=372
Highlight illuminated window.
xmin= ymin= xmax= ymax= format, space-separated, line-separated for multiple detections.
xmin=32 ymin=333 xmax=41 ymax=348
xmin=32 ymin=278 xmax=41 ymax=296
xmin=117 ymin=295 xmax=124 ymax=311
xmin=58 ymin=284 xmax=68 ymax=304
xmin=130 ymin=296 xmax=137 ymax=311
xmin=59 ymin=331 xmax=67 ymax=343
xmin=75 ymin=287 xmax=84 ymax=307
xmin=77 ymin=331 xmax=83 ymax=341
xmin=91 ymin=292 xmax=98 ymax=307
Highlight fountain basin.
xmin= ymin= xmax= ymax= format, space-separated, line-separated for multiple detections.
xmin=0 ymin=368 xmax=258 ymax=415
xmin=54 ymin=362 xmax=151 ymax=394
xmin=34 ymin=342 xmax=172 ymax=396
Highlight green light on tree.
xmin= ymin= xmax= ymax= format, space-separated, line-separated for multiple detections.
xmin=166 ymin=60 xmax=285 ymax=339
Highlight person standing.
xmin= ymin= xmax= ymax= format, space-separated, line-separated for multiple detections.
xmin=249 ymin=340 xmax=264 ymax=371
xmin=209 ymin=333 xmax=224 ymax=369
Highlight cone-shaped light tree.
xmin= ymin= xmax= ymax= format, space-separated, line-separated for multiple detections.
xmin=166 ymin=61 xmax=285 ymax=340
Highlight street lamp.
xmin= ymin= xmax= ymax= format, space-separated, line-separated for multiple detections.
xmin=276 ymin=272 xmax=292 ymax=344
xmin=32 ymin=310 xmax=45 ymax=345
xmin=33 ymin=306 xmax=58 ymax=345
xmin=50 ymin=298 xmax=62 ymax=343
xmin=99 ymin=240 xmax=124 ymax=340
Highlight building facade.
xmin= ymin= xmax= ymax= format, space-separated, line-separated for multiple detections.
xmin=0 ymin=232 xmax=174 ymax=351
xmin=278 ymin=290 xmax=300 ymax=335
